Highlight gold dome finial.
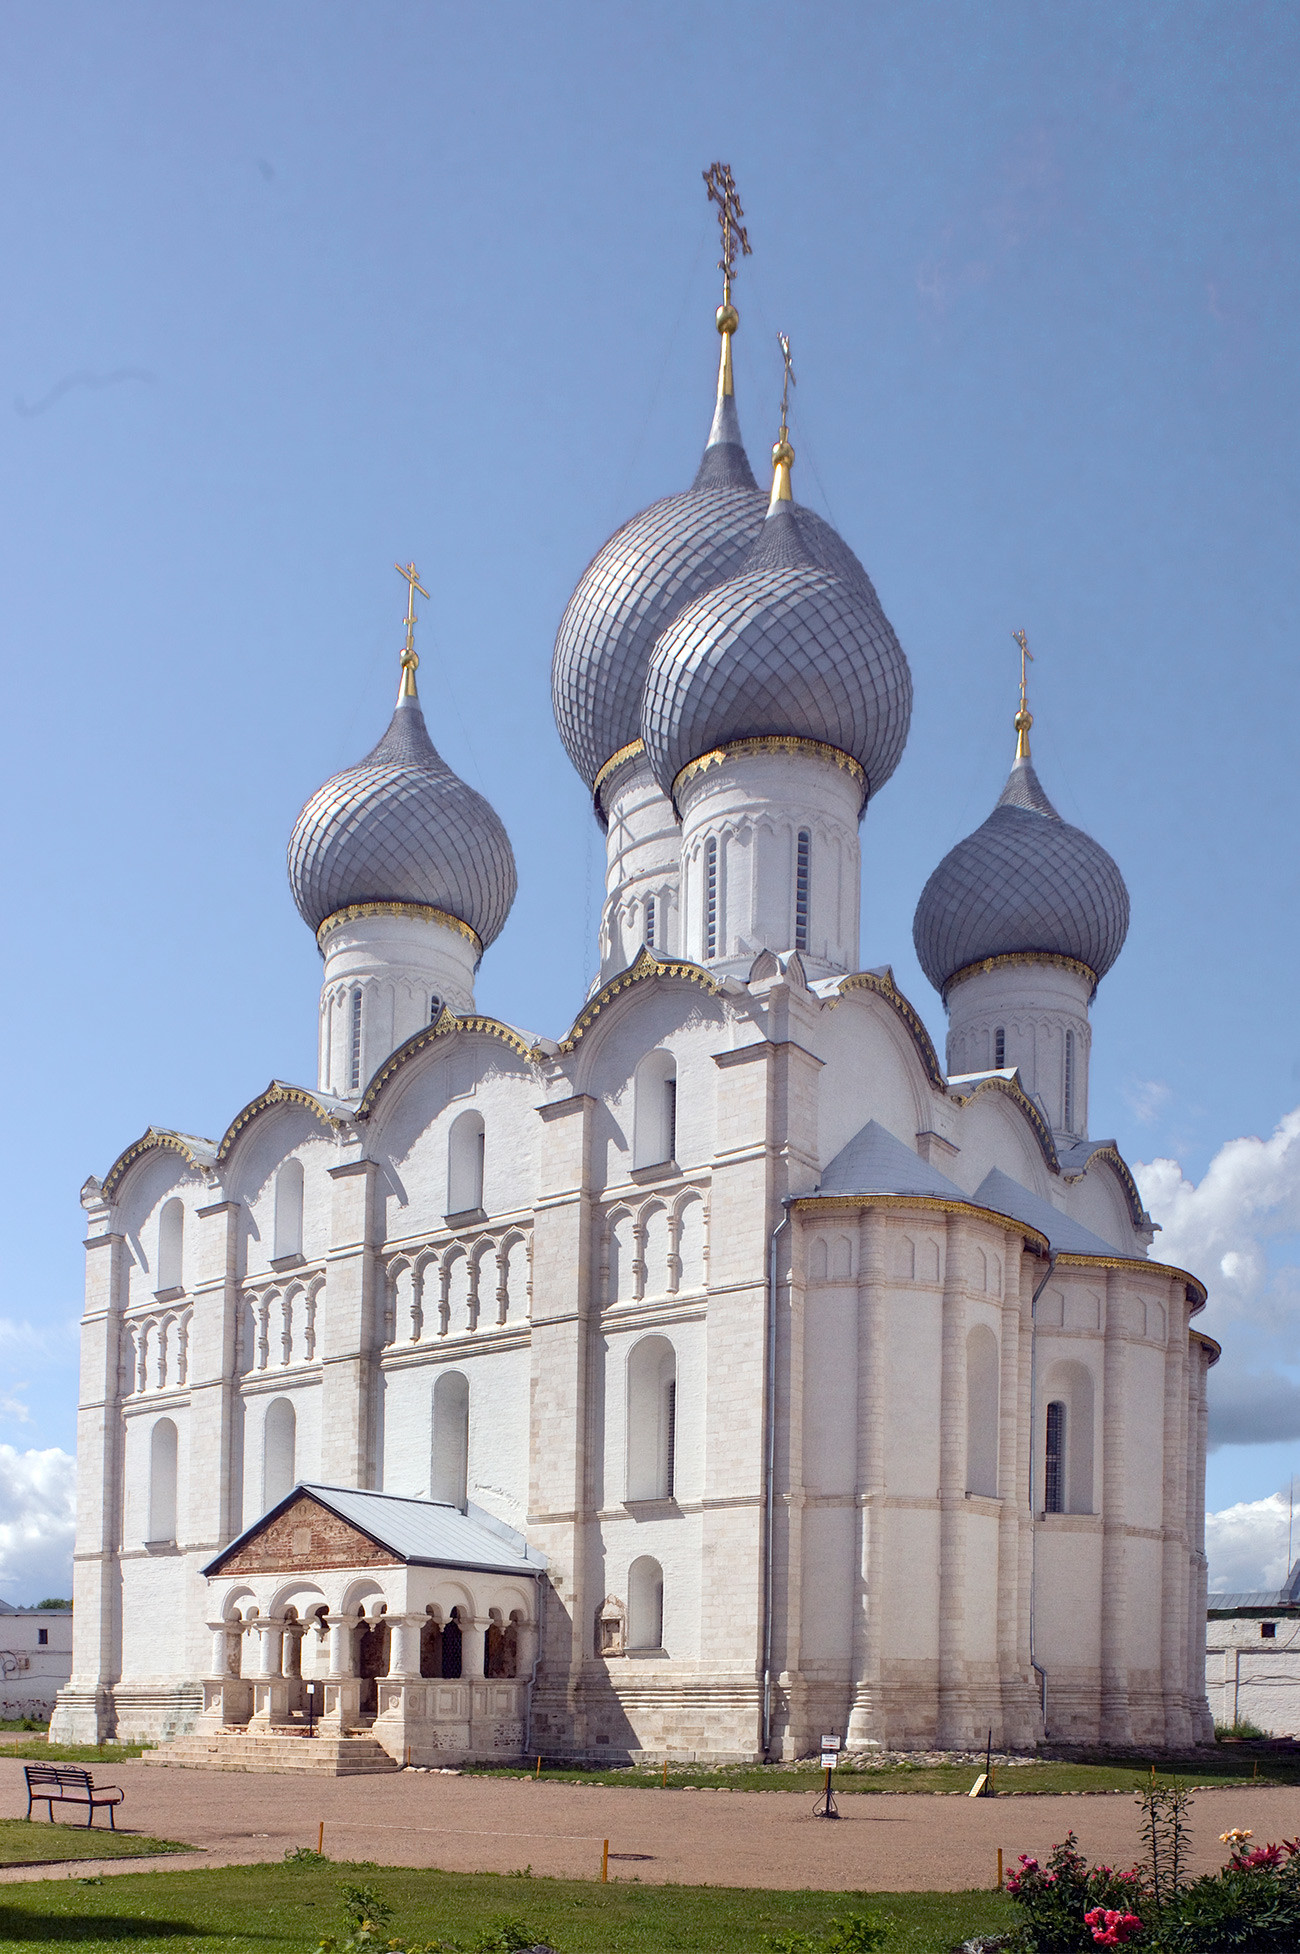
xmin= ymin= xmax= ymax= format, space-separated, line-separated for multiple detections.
xmin=395 ymin=560 xmax=430 ymax=702
xmin=768 ymin=330 xmax=796 ymax=507
xmin=1012 ymin=627 xmax=1034 ymax=759
xmin=704 ymin=162 xmax=750 ymax=401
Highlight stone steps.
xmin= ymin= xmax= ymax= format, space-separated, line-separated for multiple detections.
xmin=143 ymin=1727 xmax=400 ymax=1775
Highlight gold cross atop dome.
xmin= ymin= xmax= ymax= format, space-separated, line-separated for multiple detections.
xmin=396 ymin=560 xmax=430 ymax=701
xmin=1012 ymin=628 xmax=1034 ymax=759
xmin=703 ymin=162 xmax=752 ymax=400
xmin=769 ymin=331 xmax=796 ymax=507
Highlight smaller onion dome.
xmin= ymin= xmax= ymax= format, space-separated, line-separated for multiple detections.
xmin=288 ymin=612 xmax=517 ymax=950
xmin=640 ymin=433 xmax=912 ymax=804
xmin=912 ymin=693 xmax=1129 ymax=996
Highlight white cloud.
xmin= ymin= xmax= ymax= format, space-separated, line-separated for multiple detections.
xmin=1206 ymin=1488 xmax=1297 ymax=1593
xmin=0 ymin=1445 xmax=75 ymax=1605
xmin=1137 ymin=1110 xmax=1300 ymax=1447
xmin=1125 ymin=1077 xmax=1173 ymax=1127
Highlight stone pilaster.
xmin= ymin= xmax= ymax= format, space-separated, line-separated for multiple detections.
xmin=322 ymin=1159 xmax=381 ymax=1486
xmin=190 ymin=1199 xmax=243 ymax=1551
xmin=1099 ymin=1269 xmax=1132 ymax=1742
xmin=846 ymin=1208 xmax=888 ymax=1748
xmin=1160 ymin=1277 xmax=1193 ymax=1745
xmin=935 ymin=1215 xmax=970 ymax=1746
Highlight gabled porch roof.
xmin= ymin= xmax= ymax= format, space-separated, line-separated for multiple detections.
xmin=203 ymin=1482 xmax=546 ymax=1580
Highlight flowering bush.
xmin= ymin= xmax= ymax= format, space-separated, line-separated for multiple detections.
xmin=1004 ymin=1835 xmax=1146 ymax=1953
xmin=1081 ymin=1908 xmax=1143 ymax=1948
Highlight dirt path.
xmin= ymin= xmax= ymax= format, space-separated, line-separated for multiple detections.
xmin=2 ymin=1758 xmax=1297 ymax=1892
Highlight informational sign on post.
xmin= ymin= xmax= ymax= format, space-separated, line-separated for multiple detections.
xmin=815 ymin=1735 xmax=841 ymax=1817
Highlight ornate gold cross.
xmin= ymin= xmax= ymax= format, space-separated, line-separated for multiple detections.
xmin=396 ymin=560 xmax=430 ymax=697
xmin=777 ymin=331 xmax=796 ymax=440
xmin=703 ymin=162 xmax=752 ymax=301
xmin=1012 ymin=628 xmax=1034 ymax=758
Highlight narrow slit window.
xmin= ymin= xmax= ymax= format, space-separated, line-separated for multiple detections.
xmin=1044 ymin=1400 xmax=1066 ymax=1514
xmin=430 ymin=993 xmax=442 ymax=1024
xmin=644 ymin=895 xmax=655 ymax=950
xmin=349 ymin=989 xmax=363 ymax=1092
xmin=1064 ymin=1030 xmax=1075 ymax=1131
xmin=994 ymin=1026 xmax=1005 ymax=1069
xmin=795 ymin=830 xmax=811 ymax=952
xmin=704 ymin=839 xmax=718 ymax=959
xmin=664 ymin=1076 xmax=677 ymax=1164
xmin=664 ymin=1379 xmax=677 ymax=1498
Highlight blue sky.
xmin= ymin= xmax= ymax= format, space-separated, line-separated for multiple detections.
xmin=1 ymin=2 xmax=1297 ymax=1598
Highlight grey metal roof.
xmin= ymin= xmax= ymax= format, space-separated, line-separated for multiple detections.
xmin=641 ymin=503 xmax=912 ymax=801
xmin=812 ymin=1119 xmax=967 ymax=1200
xmin=550 ymin=384 xmax=890 ymax=789
xmin=912 ymin=755 xmax=1129 ymax=995
xmin=1209 ymin=1564 xmax=1300 ymax=1614
xmin=288 ymin=695 xmax=517 ymax=948
xmin=974 ymin=1167 xmax=1124 ymax=1257
xmin=205 ymin=1483 xmax=546 ymax=1579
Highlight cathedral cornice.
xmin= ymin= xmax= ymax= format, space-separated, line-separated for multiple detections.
xmin=945 ymin=1073 xmax=1061 ymax=1175
xmin=793 ymin=1191 xmax=1050 ymax=1253
xmin=355 ymin=1008 xmax=542 ymax=1119
xmin=671 ymin=736 xmax=868 ymax=814
xmin=218 ymin=1082 xmax=353 ymax=1164
xmin=1191 ymin=1328 xmax=1221 ymax=1362
xmin=1053 ymin=1250 xmax=1207 ymax=1312
xmin=941 ymin=950 xmax=1099 ymax=1002
xmin=559 ymin=946 xmax=723 ymax=1054
xmin=832 ymin=969 xmax=946 ymax=1090
xmin=315 ymin=901 xmax=483 ymax=958
xmin=101 ymin=1128 xmax=218 ymax=1203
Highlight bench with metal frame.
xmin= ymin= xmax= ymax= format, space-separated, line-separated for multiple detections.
xmin=24 ymin=1763 xmax=125 ymax=1828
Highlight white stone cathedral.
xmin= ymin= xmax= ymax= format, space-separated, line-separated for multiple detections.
xmin=51 ymin=227 xmax=1217 ymax=1767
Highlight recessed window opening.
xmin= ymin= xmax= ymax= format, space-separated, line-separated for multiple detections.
xmin=1064 ymin=1030 xmax=1076 ymax=1131
xmin=627 ymin=1334 xmax=677 ymax=1500
xmin=965 ymin=1324 xmax=999 ymax=1497
xmin=348 ymin=989 xmax=363 ymax=1092
xmin=644 ymin=895 xmax=656 ymax=950
xmin=627 ymin=1555 xmax=664 ymax=1651
xmin=1262 ymin=1622 xmax=1278 ymax=1639
xmin=263 ymin=1397 xmax=297 ymax=1510
xmin=795 ymin=830 xmax=811 ymax=953
xmin=447 ymin=1110 xmax=486 ymax=1214
xmin=633 ymin=1051 xmax=677 ymax=1168
xmin=432 ymin=1369 xmax=470 ymax=1509
xmin=273 ymin=1159 xmax=304 ymax=1261
xmin=149 ymin=1417 xmax=178 ymax=1542
xmin=37 ymin=1626 xmax=48 ymax=1645
xmin=430 ymin=994 xmax=442 ymax=1024
xmin=704 ymin=838 xmax=718 ymax=959
xmin=441 ymin=1609 xmax=463 ymax=1678
xmin=1044 ymin=1399 xmax=1066 ymax=1514
xmin=157 ymin=1199 xmax=184 ymax=1292
xmin=994 ymin=1026 xmax=1006 ymax=1069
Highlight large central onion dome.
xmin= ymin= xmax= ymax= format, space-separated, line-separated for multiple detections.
xmin=912 ymin=740 xmax=1129 ymax=996
xmin=640 ymin=447 xmax=913 ymax=804
xmin=550 ymin=311 xmax=885 ymax=795
xmin=288 ymin=691 xmax=517 ymax=952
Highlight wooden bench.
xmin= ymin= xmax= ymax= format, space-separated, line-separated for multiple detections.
xmin=24 ymin=1763 xmax=124 ymax=1828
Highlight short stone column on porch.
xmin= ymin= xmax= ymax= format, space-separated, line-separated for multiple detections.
xmin=249 ymin=1616 xmax=293 ymax=1726
xmin=319 ymin=1615 xmax=362 ymax=1730
xmin=199 ymin=1620 xmax=253 ymax=1726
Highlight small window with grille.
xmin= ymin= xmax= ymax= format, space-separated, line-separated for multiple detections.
xmin=994 ymin=1026 xmax=1005 ymax=1068
xmin=1044 ymin=1399 xmax=1066 ymax=1513
xmin=795 ymin=830 xmax=811 ymax=952
xmin=645 ymin=895 xmax=655 ymax=950
xmin=704 ymin=839 xmax=718 ymax=959
xmin=349 ymin=989 xmax=363 ymax=1092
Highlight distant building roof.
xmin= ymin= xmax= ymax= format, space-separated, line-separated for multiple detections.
xmin=1209 ymin=1560 xmax=1300 ymax=1616
xmin=203 ymin=1483 xmax=546 ymax=1580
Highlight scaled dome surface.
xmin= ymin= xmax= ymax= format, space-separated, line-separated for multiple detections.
xmin=912 ymin=753 xmax=1129 ymax=993
xmin=550 ymin=393 xmax=883 ymax=789
xmin=288 ymin=694 xmax=517 ymax=950
xmin=640 ymin=500 xmax=913 ymax=802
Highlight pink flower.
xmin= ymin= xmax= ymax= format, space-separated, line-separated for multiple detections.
xmin=1085 ymin=1908 xmax=1143 ymax=1947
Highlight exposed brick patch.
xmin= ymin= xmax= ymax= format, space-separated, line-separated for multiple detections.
xmin=211 ymin=1494 xmax=401 ymax=1575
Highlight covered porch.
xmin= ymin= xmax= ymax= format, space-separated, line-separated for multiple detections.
xmin=197 ymin=1482 xmax=544 ymax=1766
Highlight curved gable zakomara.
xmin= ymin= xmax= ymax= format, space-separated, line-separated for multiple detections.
xmin=1063 ymin=1144 xmax=1150 ymax=1236
xmin=101 ymin=1127 xmax=218 ymax=1207
xmin=945 ymin=1075 xmax=1059 ymax=1197
xmin=356 ymin=1009 xmax=541 ymax=1126
xmin=557 ymin=948 xmax=727 ymax=1100
xmin=817 ymin=981 xmax=948 ymax=1167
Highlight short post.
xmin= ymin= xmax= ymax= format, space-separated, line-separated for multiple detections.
xmin=535 ymin=1754 xmax=542 ymax=1778
xmin=996 ymin=1847 xmax=1003 ymax=1891
xmin=601 ymin=1838 xmax=609 ymax=1882
xmin=662 ymin=1757 xmax=667 ymax=1787
xmin=317 ymin=1821 xmax=324 ymax=1856
xmin=814 ymin=1733 xmax=841 ymax=1819
xmin=306 ymin=1680 xmax=316 ymax=1738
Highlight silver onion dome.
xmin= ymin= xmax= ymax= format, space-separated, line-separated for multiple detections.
xmin=640 ymin=493 xmax=913 ymax=804
xmin=912 ymin=751 xmax=1129 ymax=995
xmin=288 ymin=693 xmax=517 ymax=950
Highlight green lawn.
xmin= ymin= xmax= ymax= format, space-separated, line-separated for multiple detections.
xmin=0 ymin=1741 xmax=153 ymax=1764
xmin=0 ymin=1819 xmax=191 ymax=1867
xmin=0 ymin=1861 xmax=1016 ymax=1954
xmin=463 ymin=1749 xmax=1300 ymax=1797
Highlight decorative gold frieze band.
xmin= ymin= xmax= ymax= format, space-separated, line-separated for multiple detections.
xmin=942 ymin=950 xmax=1098 ymax=999
xmin=593 ymin=740 xmax=647 ymax=800
xmin=316 ymin=902 xmax=482 ymax=957
xmin=673 ymin=737 xmax=867 ymax=805
xmin=559 ymin=945 xmax=722 ymax=1053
